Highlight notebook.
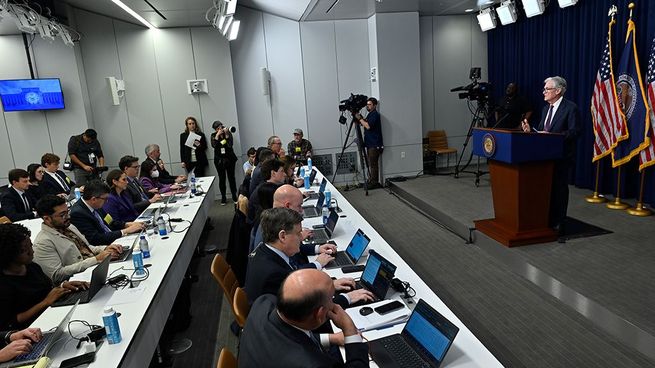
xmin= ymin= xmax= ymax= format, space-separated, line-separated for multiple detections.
xmin=369 ymin=299 xmax=460 ymax=368
xmin=51 ymin=257 xmax=110 ymax=307
xmin=303 ymin=209 xmax=339 ymax=245
xmin=349 ymin=249 xmax=397 ymax=306
xmin=324 ymin=228 xmax=370 ymax=269
xmin=305 ymin=178 xmax=327 ymax=200
xmin=0 ymin=302 xmax=79 ymax=368
xmin=302 ymin=191 xmax=325 ymax=218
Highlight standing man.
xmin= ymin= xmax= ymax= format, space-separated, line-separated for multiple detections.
xmin=287 ymin=129 xmax=313 ymax=164
xmin=0 ymin=169 xmax=37 ymax=221
xmin=521 ymin=76 xmax=580 ymax=237
xmin=495 ymin=82 xmax=532 ymax=129
xmin=356 ymin=98 xmax=383 ymax=189
xmin=142 ymin=144 xmax=185 ymax=185
xmin=67 ymin=129 xmax=104 ymax=186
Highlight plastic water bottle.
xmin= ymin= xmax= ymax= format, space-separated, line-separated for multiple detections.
xmin=322 ymin=205 xmax=329 ymax=225
xmin=307 ymin=157 xmax=312 ymax=171
xmin=102 ymin=306 xmax=122 ymax=344
xmin=139 ymin=235 xmax=150 ymax=258
xmin=74 ymin=187 xmax=81 ymax=200
xmin=304 ymin=172 xmax=310 ymax=190
xmin=157 ymin=217 xmax=167 ymax=236
xmin=299 ymin=166 xmax=305 ymax=178
xmin=132 ymin=248 xmax=145 ymax=277
xmin=190 ymin=175 xmax=197 ymax=196
xmin=324 ymin=190 xmax=331 ymax=208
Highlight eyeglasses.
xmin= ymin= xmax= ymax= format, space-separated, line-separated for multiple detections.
xmin=97 ymin=195 xmax=110 ymax=201
xmin=543 ymin=87 xmax=557 ymax=92
xmin=36 ymin=169 xmax=45 ymax=174
xmin=53 ymin=210 xmax=71 ymax=219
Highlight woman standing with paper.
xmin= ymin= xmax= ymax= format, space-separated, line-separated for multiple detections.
xmin=180 ymin=116 xmax=208 ymax=177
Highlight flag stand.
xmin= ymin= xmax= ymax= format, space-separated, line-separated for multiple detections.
xmin=607 ymin=167 xmax=629 ymax=209
xmin=626 ymin=170 xmax=652 ymax=216
xmin=585 ymin=161 xmax=607 ymax=203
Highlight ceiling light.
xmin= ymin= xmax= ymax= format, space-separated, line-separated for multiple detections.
xmin=8 ymin=4 xmax=37 ymax=33
xmin=465 ymin=8 xmax=475 ymax=13
xmin=221 ymin=16 xmax=233 ymax=36
xmin=477 ymin=8 xmax=497 ymax=32
xmin=111 ymin=0 xmax=156 ymax=29
xmin=557 ymin=0 xmax=578 ymax=7
xmin=228 ymin=20 xmax=240 ymax=41
xmin=225 ymin=0 xmax=237 ymax=15
xmin=497 ymin=0 xmax=518 ymax=25
xmin=521 ymin=0 xmax=545 ymax=17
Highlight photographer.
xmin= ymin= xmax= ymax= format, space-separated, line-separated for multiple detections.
xmin=355 ymin=97 xmax=383 ymax=189
xmin=67 ymin=129 xmax=104 ymax=186
xmin=211 ymin=120 xmax=238 ymax=205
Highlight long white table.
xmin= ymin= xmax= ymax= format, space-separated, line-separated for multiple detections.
xmin=302 ymin=171 xmax=503 ymax=367
xmin=23 ymin=177 xmax=215 ymax=368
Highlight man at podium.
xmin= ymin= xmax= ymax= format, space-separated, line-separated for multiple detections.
xmin=521 ymin=76 xmax=580 ymax=236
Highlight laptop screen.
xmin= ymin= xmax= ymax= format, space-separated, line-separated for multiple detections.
xmin=402 ymin=300 xmax=459 ymax=365
xmin=315 ymin=191 xmax=325 ymax=209
xmin=360 ymin=250 xmax=396 ymax=299
xmin=318 ymin=178 xmax=327 ymax=193
xmin=345 ymin=229 xmax=370 ymax=262
xmin=325 ymin=209 xmax=339 ymax=232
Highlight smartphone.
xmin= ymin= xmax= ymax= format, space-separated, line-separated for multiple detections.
xmin=59 ymin=352 xmax=96 ymax=368
xmin=374 ymin=300 xmax=404 ymax=315
xmin=341 ymin=265 xmax=365 ymax=273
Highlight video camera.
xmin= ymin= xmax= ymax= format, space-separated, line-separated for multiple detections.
xmin=338 ymin=93 xmax=368 ymax=113
xmin=450 ymin=67 xmax=491 ymax=102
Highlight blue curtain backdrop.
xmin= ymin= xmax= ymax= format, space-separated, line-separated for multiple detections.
xmin=487 ymin=0 xmax=655 ymax=206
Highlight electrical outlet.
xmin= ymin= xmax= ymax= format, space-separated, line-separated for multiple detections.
xmin=401 ymin=151 xmax=406 ymax=159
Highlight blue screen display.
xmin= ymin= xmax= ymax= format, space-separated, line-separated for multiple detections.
xmin=345 ymin=230 xmax=369 ymax=261
xmin=0 ymin=79 xmax=65 ymax=111
xmin=405 ymin=313 xmax=451 ymax=362
xmin=361 ymin=254 xmax=381 ymax=284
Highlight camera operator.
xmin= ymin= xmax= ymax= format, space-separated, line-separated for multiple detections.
xmin=287 ymin=129 xmax=313 ymax=164
xmin=211 ymin=120 xmax=238 ymax=205
xmin=495 ymin=82 xmax=532 ymax=129
xmin=355 ymin=97 xmax=383 ymax=189
xmin=67 ymin=129 xmax=105 ymax=186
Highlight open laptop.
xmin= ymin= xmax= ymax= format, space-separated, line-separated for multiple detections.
xmin=369 ymin=299 xmax=460 ymax=368
xmin=350 ymin=249 xmax=396 ymax=307
xmin=51 ymin=257 xmax=110 ymax=307
xmin=303 ymin=209 xmax=339 ymax=245
xmin=0 ymin=301 xmax=79 ymax=368
xmin=302 ymin=191 xmax=325 ymax=218
xmin=324 ymin=228 xmax=370 ymax=269
xmin=305 ymin=178 xmax=327 ymax=200
xmin=112 ymin=231 xmax=142 ymax=263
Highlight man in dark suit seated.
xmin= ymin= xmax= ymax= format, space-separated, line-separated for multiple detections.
xmin=69 ymin=180 xmax=145 ymax=245
xmin=244 ymin=208 xmax=374 ymax=308
xmin=522 ymin=76 xmax=580 ymax=237
xmin=142 ymin=144 xmax=186 ymax=185
xmin=239 ymin=268 xmax=369 ymax=368
xmin=0 ymin=169 xmax=37 ymax=221
xmin=119 ymin=155 xmax=161 ymax=213
xmin=40 ymin=153 xmax=76 ymax=198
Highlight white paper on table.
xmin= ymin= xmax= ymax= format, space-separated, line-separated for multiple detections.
xmin=69 ymin=266 xmax=95 ymax=283
xmin=346 ymin=300 xmax=411 ymax=332
xmin=184 ymin=132 xmax=201 ymax=149
xmin=107 ymin=285 xmax=147 ymax=305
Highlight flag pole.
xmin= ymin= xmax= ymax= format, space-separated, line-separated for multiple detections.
xmin=585 ymin=161 xmax=607 ymax=203
xmin=627 ymin=170 xmax=653 ymax=216
xmin=607 ymin=166 xmax=629 ymax=209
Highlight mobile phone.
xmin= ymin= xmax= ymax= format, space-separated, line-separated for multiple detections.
xmin=341 ymin=265 xmax=365 ymax=273
xmin=59 ymin=352 xmax=96 ymax=368
xmin=374 ymin=300 xmax=404 ymax=315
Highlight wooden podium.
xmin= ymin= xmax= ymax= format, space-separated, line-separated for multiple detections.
xmin=472 ymin=128 xmax=564 ymax=247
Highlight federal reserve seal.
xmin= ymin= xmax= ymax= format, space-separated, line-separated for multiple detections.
xmin=483 ymin=133 xmax=496 ymax=157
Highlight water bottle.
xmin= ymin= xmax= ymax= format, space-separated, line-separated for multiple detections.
xmin=304 ymin=173 xmax=310 ymax=190
xmin=74 ymin=187 xmax=81 ymax=200
xmin=102 ymin=306 xmax=122 ymax=344
xmin=132 ymin=248 xmax=145 ymax=277
xmin=322 ymin=205 xmax=329 ymax=225
xmin=139 ymin=235 xmax=150 ymax=258
xmin=307 ymin=157 xmax=312 ymax=171
xmin=190 ymin=175 xmax=197 ymax=196
xmin=299 ymin=166 xmax=305 ymax=178
xmin=324 ymin=190 xmax=332 ymax=208
xmin=157 ymin=217 xmax=167 ymax=236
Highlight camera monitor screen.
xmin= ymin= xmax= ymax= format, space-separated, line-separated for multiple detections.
xmin=0 ymin=78 xmax=65 ymax=112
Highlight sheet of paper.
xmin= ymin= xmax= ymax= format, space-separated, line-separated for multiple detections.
xmin=346 ymin=300 xmax=411 ymax=331
xmin=184 ymin=132 xmax=201 ymax=149
xmin=107 ymin=285 xmax=147 ymax=305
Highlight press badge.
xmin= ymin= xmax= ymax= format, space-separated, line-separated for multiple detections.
xmin=221 ymin=148 xmax=226 ymax=154
xmin=104 ymin=213 xmax=113 ymax=224
xmin=220 ymin=139 xmax=228 ymax=146
xmin=88 ymin=153 xmax=96 ymax=163
xmin=295 ymin=147 xmax=301 ymax=153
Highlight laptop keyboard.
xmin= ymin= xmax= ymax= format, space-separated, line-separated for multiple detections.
xmin=303 ymin=207 xmax=319 ymax=217
xmin=327 ymin=252 xmax=352 ymax=267
xmin=13 ymin=332 xmax=52 ymax=362
xmin=376 ymin=335 xmax=430 ymax=368
xmin=310 ymin=228 xmax=329 ymax=243
xmin=52 ymin=290 xmax=88 ymax=307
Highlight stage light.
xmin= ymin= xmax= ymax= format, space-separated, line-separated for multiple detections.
xmin=221 ymin=16 xmax=233 ymax=36
xmin=111 ymin=0 xmax=156 ymax=29
xmin=225 ymin=0 xmax=237 ymax=15
xmin=557 ymin=0 xmax=578 ymax=8
xmin=228 ymin=20 xmax=240 ymax=41
xmin=521 ymin=0 xmax=545 ymax=18
xmin=497 ymin=1 xmax=518 ymax=25
xmin=477 ymin=8 xmax=497 ymax=32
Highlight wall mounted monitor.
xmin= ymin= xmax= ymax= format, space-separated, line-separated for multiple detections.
xmin=0 ymin=78 xmax=65 ymax=112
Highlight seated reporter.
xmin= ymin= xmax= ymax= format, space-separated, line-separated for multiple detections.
xmin=139 ymin=159 xmax=181 ymax=194
xmin=0 ymin=169 xmax=37 ymax=222
xmin=0 ymin=328 xmax=42 ymax=363
xmin=239 ymin=269 xmax=369 ymax=368
xmin=103 ymin=170 xmax=140 ymax=223
xmin=33 ymin=195 xmax=122 ymax=284
xmin=119 ymin=155 xmax=161 ymax=213
xmin=40 ymin=153 xmax=76 ymax=199
xmin=0 ymin=224 xmax=88 ymax=330
xmin=70 ymin=180 xmax=144 ymax=246
xmin=26 ymin=164 xmax=46 ymax=202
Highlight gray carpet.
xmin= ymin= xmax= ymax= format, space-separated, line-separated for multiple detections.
xmin=341 ymin=185 xmax=654 ymax=368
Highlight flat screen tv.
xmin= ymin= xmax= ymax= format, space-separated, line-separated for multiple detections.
xmin=0 ymin=78 xmax=65 ymax=112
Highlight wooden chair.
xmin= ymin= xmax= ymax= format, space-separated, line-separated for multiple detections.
xmin=0 ymin=216 xmax=11 ymax=224
xmin=427 ymin=130 xmax=458 ymax=168
xmin=216 ymin=347 xmax=237 ymax=368
xmin=233 ymin=287 xmax=250 ymax=328
xmin=210 ymin=254 xmax=239 ymax=301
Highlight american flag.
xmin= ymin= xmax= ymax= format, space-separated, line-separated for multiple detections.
xmin=590 ymin=20 xmax=626 ymax=162
xmin=638 ymin=37 xmax=655 ymax=171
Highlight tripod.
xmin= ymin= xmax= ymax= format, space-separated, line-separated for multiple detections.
xmin=333 ymin=113 xmax=370 ymax=196
xmin=454 ymin=100 xmax=489 ymax=187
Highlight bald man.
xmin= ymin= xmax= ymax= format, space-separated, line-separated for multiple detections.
xmin=239 ymin=269 xmax=369 ymax=368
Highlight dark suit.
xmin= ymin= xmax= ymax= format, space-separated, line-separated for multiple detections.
xmin=245 ymin=244 xmax=348 ymax=308
xmin=125 ymin=176 xmax=151 ymax=213
xmin=141 ymin=157 xmax=177 ymax=185
xmin=238 ymin=294 xmax=369 ymax=368
xmin=180 ymin=131 xmax=208 ymax=177
xmin=41 ymin=170 xmax=75 ymax=196
xmin=537 ymin=98 xmax=580 ymax=230
xmin=0 ymin=188 xmax=36 ymax=221
xmin=70 ymin=200 xmax=125 ymax=245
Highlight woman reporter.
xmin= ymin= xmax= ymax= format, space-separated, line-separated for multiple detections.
xmin=180 ymin=116 xmax=208 ymax=177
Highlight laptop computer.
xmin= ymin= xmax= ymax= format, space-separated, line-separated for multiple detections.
xmin=51 ymin=257 xmax=110 ymax=307
xmin=324 ymin=228 xmax=370 ymax=269
xmin=0 ymin=302 xmax=79 ymax=368
xmin=303 ymin=209 xmax=339 ymax=245
xmin=112 ymin=231 xmax=142 ymax=263
xmin=353 ymin=249 xmax=396 ymax=300
xmin=369 ymin=299 xmax=460 ymax=368
xmin=302 ymin=191 xmax=325 ymax=218
xmin=305 ymin=178 xmax=327 ymax=200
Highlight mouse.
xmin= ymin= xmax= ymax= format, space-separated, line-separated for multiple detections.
xmin=359 ymin=307 xmax=374 ymax=316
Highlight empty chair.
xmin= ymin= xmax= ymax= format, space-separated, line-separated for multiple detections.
xmin=0 ymin=216 xmax=11 ymax=224
xmin=216 ymin=347 xmax=237 ymax=368
xmin=427 ymin=130 xmax=458 ymax=168
xmin=233 ymin=287 xmax=250 ymax=328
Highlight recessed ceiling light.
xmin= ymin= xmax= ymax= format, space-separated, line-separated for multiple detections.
xmin=111 ymin=0 xmax=156 ymax=29
xmin=465 ymin=8 xmax=475 ymax=12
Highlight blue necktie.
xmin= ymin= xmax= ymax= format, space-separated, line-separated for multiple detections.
xmin=289 ymin=257 xmax=299 ymax=270
xmin=93 ymin=211 xmax=112 ymax=233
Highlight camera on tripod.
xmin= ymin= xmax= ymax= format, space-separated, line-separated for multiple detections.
xmin=338 ymin=93 xmax=368 ymax=113
xmin=450 ymin=67 xmax=491 ymax=102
